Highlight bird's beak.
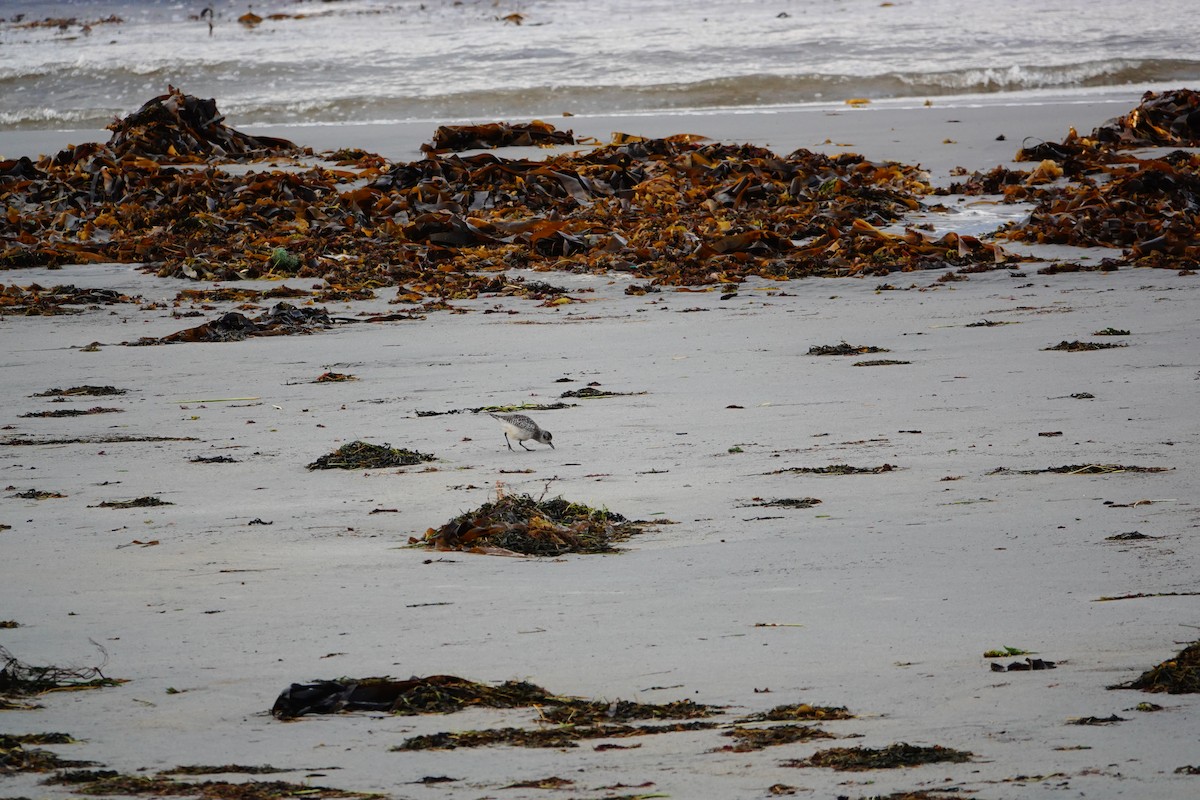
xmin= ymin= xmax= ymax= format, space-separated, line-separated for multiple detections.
xmin=548 ymin=441 xmax=555 ymax=449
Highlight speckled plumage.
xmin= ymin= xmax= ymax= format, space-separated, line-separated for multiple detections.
xmin=489 ymin=412 xmax=554 ymax=451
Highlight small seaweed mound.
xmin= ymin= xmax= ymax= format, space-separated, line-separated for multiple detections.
xmin=272 ymin=675 xmax=568 ymax=720
xmin=786 ymin=742 xmax=973 ymax=771
xmin=736 ymin=703 xmax=854 ymax=723
xmin=0 ymin=645 xmax=124 ymax=701
xmin=45 ymin=773 xmax=373 ymax=800
xmin=720 ymin=724 xmax=833 ymax=752
xmin=808 ymin=342 xmax=890 ymax=356
xmin=307 ymin=441 xmax=434 ymax=470
xmin=0 ymin=735 xmax=91 ymax=774
xmin=416 ymin=492 xmax=647 ymax=555
xmin=540 ymin=698 xmax=715 ymax=725
xmin=1110 ymin=641 xmax=1200 ymax=693
xmin=1043 ymin=340 xmax=1127 ymax=352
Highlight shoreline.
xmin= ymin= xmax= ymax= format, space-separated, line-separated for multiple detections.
xmin=2 ymin=90 xmax=1199 ymax=800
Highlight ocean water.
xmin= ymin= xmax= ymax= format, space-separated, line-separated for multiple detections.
xmin=1 ymin=0 xmax=1199 ymax=130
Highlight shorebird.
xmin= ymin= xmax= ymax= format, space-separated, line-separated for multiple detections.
xmin=489 ymin=412 xmax=554 ymax=451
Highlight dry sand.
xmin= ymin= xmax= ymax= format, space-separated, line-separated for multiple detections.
xmin=2 ymin=91 xmax=1199 ymax=799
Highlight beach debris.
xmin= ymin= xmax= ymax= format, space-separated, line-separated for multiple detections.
xmin=734 ymin=703 xmax=853 ymax=723
xmin=740 ymin=497 xmax=822 ymax=509
xmin=718 ymin=724 xmax=833 ymax=752
xmin=306 ymin=441 xmax=434 ymax=470
xmin=503 ymin=777 xmax=574 ymax=790
xmin=1 ymin=434 xmax=196 ymax=446
xmin=989 ymin=658 xmax=1056 ymax=672
xmin=983 ymin=646 xmax=1031 ymax=658
xmin=0 ymin=284 xmax=141 ymax=316
xmin=422 ymin=121 xmax=576 ymax=153
xmin=32 ymin=385 xmax=127 ymax=397
xmin=0 ymin=644 xmax=125 ymax=701
xmin=1108 ymin=640 xmax=1200 ymax=693
xmin=808 ymin=342 xmax=890 ymax=356
xmin=1176 ymin=765 xmax=1200 ymax=775
xmin=1105 ymin=531 xmax=1154 ymax=541
xmin=415 ymin=401 xmax=571 ymax=417
xmin=314 ymin=371 xmax=356 ymax=382
xmin=158 ymin=765 xmax=294 ymax=776
xmin=783 ymin=742 xmax=973 ymax=770
xmin=1042 ymin=340 xmax=1127 ymax=352
xmin=1095 ymin=591 xmax=1200 ymax=601
xmin=559 ymin=386 xmax=646 ymax=399
xmin=0 ymin=734 xmax=92 ymax=774
xmin=130 ymin=304 xmax=339 ymax=345
xmin=1067 ymin=714 xmax=1126 ymax=725
xmin=414 ymin=491 xmax=650 ymax=555
xmin=853 ymin=358 xmax=910 ymax=366
xmin=20 ymin=407 xmax=123 ymax=418
xmin=768 ymin=464 xmax=895 ymax=475
xmin=395 ymin=720 xmax=717 ymax=751
xmin=1 ymin=89 xmax=1022 ymax=294
xmin=189 ymin=455 xmax=239 ymax=464
xmin=1093 ymin=327 xmax=1130 ymax=336
xmin=43 ymin=772 xmax=378 ymax=800
xmin=987 ymin=464 xmax=1169 ymax=475
xmin=271 ymin=675 xmax=718 ymax=725
xmin=7 ymin=489 xmax=66 ymax=500
xmin=93 ymin=496 xmax=172 ymax=508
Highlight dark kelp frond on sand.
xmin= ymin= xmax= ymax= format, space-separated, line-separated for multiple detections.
xmin=785 ymin=742 xmax=973 ymax=771
xmin=158 ymin=766 xmax=294 ymax=776
xmin=44 ymin=773 xmax=378 ymax=800
xmin=1043 ymin=340 xmax=1128 ymax=352
xmin=768 ymin=464 xmax=896 ymax=476
xmin=735 ymin=703 xmax=854 ymax=723
xmin=306 ymin=441 xmax=434 ymax=470
xmin=32 ymin=385 xmax=127 ymax=397
xmin=415 ymin=492 xmax=651 ymax=555
xmin=272 ymin=675 xmax=574 ymax=719
xmin=0 ymin=735 xmax=92 ymax=774
xmin=394 ymin=721 xmax=718 ymax=751
xmin=1109 ymin=641 xmax=1200 ymax=693
xmin=987 ymin=464 xmax=1170 ymax=475
xmin=718 ymin=724 xmax=833 ymax=752
xmin=0 ymin=645 xmax=125 ymax=698
xmin=808 ymin=342 xmax=890 ymax=356
xmin=271 ymin=674 xmax=719 ymax=722
xmin=93 ymin=496 xmax=172 ymax=509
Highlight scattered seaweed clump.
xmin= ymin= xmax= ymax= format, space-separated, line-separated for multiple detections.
xmin=0 ymin=284 xmax=141 ymax=316
xmin=423 ymin=120 xmax=576 ymax=153
xmin=808 ymin=342 xmax=890 ymax=356
xmin=785 ymin=742 xmax=973 ymax=771
xmin=853 ymin=359 xmax=911 ymax=366
xmin=394 ymin=720 xmax=717 ymax=751
xmin=306 ymin=441 xmax=434 ymax=470
xmin=0 ymin=734 xmax=91 ymax=774
xmin=736 ymin=703 xmax=854 ymax=723
xmin=769 ymin=464 xmax=895 ymax=475
xmin=271 ymin=675 xmax=572 ymax=720
xmin=131 ymin=304 xmax=337 ymax=345
xmin=1109 ymin=641 xmax=1200 ymax=693
xmin=20 ymin=407 xmax=123 ymax=418
xmin=415 ymin=491 xmax=650 ymax=555
xmin=718 ymin=724 xmax=833 ymax=752
xmin=93 ymin=496 xmax=172 ymax=509
xmin=0 ymin=645 xmax=124 ymax=700
xmin=539 ymin=698 xmax=715 ymax=725
xmin=1043 ymin=340 xmax=1127 ymax=352
xmin=32 ymin=386 xmax=126 ymax=397
xmin=46 ymin=772 xmax=376 ymax=800
xmin=987 ymin=464 xmax=1169 ymax=476
xmin=741 ymin=498 xmax=823 ymax=510
xmin=158 ymin=766 xmax=293 ymax=776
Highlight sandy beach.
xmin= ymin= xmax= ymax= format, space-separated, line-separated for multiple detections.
xmin=2 ymin=91 xmax=1199 ymax=800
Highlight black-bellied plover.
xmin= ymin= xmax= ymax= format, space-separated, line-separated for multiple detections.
xmin=489 ymin=412 xmax=554 ymax=451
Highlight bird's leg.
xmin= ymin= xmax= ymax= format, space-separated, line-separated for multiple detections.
xmin=519 ymin=440 xmax=534 ymax=451
xmin=504 ymin=432 xmax=514 ymax=451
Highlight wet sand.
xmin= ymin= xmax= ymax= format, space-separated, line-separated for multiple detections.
xmin=2 ymin=92 xmax=1199 ymax=799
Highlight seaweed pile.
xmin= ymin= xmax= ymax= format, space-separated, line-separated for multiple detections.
xmin=1 ymin=87 xmax=1020 ymax=299
xmin=415 ymin=492 xmax=649 ymax=555
xmin=954 ymin=89 xmax=1200 ymax=270
xmin=306 ymin=441 xmax=434 ymax=470
xmin=1110 ymin=641 xmax=1200 ymax=693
